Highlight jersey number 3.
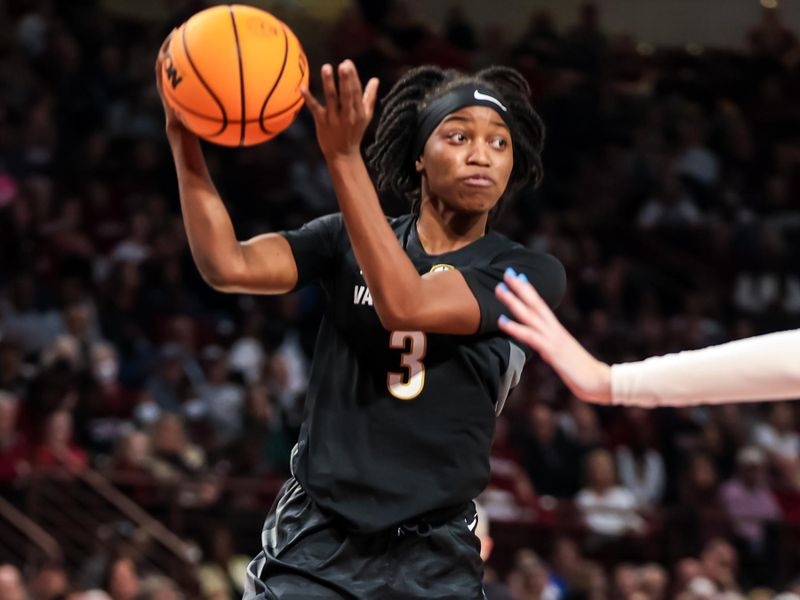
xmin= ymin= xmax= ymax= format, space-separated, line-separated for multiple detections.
xmin=387 ymin=331 xmax=427 ymax=400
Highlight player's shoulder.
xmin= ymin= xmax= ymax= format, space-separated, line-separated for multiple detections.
xmin=295 ymin=211 xmax=346 ymax=237
xmin=483 ymin=231 xmax=566 ymax=307
xmin=311 ymin=211 xmax=345 ymax=229
xmin=317 ymin=212 xmax=412 ymax=236
xmin=485 ymin=231 xmax=564 ymax=273
xmin=313 ymin=213 xmax=412 ymax=253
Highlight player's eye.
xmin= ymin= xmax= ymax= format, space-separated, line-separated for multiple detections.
xmin=447 ymin=132 xmax=468 ymax=143
xmin=490 ymin=136 xmax=509 ymax=150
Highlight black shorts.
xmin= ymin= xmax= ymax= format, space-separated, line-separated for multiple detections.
xmin=243 ymin=477 xmax=485 ymax=600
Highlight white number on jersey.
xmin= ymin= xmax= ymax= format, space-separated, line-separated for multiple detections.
xmin=387 ymin=331 xmax=427 ymax=400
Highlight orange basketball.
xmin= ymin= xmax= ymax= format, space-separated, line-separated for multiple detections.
xmin=160 ymin=4 xmax=308 ymax=147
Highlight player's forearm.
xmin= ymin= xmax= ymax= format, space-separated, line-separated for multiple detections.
xmin=611 ymin=329 xmax=800 ymax=407
xmin=326 ymin=154 xmax=423 ymax=329
xmin=168 ymin=130 xmax=246 ymax=288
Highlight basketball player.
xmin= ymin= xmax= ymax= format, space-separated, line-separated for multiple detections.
xmin=155 ymin=41 xmax=565 ymax=600
xmin=495 ymin=271 xmax=800 ymax=407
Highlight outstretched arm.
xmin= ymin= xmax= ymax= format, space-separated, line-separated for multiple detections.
xmin=157 ymin=33 xmax=298 ymax=294
xmin=495 ymin=270 xmax=800 ymax=407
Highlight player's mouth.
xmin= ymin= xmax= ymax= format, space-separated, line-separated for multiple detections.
xmin=460 ymin=174 xmax=494 ymax=188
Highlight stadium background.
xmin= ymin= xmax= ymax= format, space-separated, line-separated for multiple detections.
xmin=1 ymin=0 xmax=800 ymax=598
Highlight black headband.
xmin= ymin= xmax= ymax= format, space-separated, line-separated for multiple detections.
xmin=411 ymin=84 xmax=512 ymax=160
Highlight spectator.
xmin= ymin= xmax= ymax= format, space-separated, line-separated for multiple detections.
xmin=110 ymin=430 xmax=152 ymax=475
xmin=138 ymin=575 xmax=182 ymax=600
xmin=616 ymin=436 xmax=666 ymax=506
xmin=0 ymin=338 xmax=32 ymax=397
xmin=0 ymin=564 xmax=27 ymax=600
xmin=103 ymin=557 xmax=140 ymax=600
xmin=148 ymin=414 xmax=206 ymax=481
xmin=719 ymin=446 xmax=783 ymax=587
xmin=611 ymin=562 xmax=668 ymax=599
xmin=563 ymin=1 xmax=607 ymax=76
xmin=639 ymin=563 xmax=669 ymax=600
xmin=0 ymin=275 xmax=62 ymax=357
xmin=144 ymin=344 xmax=203 ymax=415
xmin=196 ymin=525 xmax=249 ymax=600
xmin=32 ymin=409 xmax=88 ymax=471
xmin=149 ymin=413 xmax=219 ymax=508
xmin=42 ymin=302 xmax=105 ymax=372
xmin=513 ymin=10 xmax=561 ymax=63
xmin=228 ymin=382 xmax=291 ymax=478
xmin=613 ymin=563 xmax=640 ymax=599
xmin=549 ymin=536 xmax=590 ymax=598
xmin=29 ymin=561 xmax=70 ymax=600
xmin=75 ymin=342 xmax=137 ymax=453
xmin=196 ymin=345 xmax=244 ymax=448
xmin=107 ymin=430 xmax=156 ymax=505
xmin=732 ymin=226 xmax=800 ymax=318
xmin=558 ymin=397 xmax=604 ymax=452
xmin=699 ymin=538 xmax=740 ymax=595
xmin=746 ymin=6 xmax=797 ymax=62
xmin=227 ymin=312 xmax=267 ymax=385
xmin=752 ymin=403 xmax=800 ymax=487
xmin=637 ymin=166 xmax=703 ymax=230
xmin=697 ymin=418 xmax=740 ymax=483
xmin=506 ymin=549 xmax=561 ymax=600
xmin=576 ymin=448 xmax=645 ymax=548
xmin=488 ymin=415 xmax=537 ymax=509
xmin=676 ymin=115 xmax=720 ymax=190
xmin=0 ymin=391 xmax=30 ymax=486
xmin=518 ymin=403 xmax=582 ymax=498
xmin=110 ymin=212 xmax=151 ymax=266
xmin=673 ymin=453 xmax=728 ymax=551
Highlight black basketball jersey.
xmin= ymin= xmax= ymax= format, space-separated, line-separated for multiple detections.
xmin=280 ymin=213 xmax=565 ymax=533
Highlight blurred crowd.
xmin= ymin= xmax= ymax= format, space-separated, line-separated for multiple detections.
xmin=1 ymin=0 xmax=800 ymax=599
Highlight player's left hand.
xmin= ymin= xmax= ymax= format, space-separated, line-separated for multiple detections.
xmin=155 ymin=29 xmax=190 ymax=139
xmin=495 ymin=269 xmax=613 ymax=404
xmin=301 ymin=60 xmax=379 ymax=161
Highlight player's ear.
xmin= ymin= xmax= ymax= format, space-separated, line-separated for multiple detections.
xmin=415 ymin=156 xmax=424 ymax=174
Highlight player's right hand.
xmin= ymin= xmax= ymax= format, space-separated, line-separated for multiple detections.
xmin=300 ymin=60 xmax=379 ymax=161
xmin=154 ymin=30 xmax=189 ymax=138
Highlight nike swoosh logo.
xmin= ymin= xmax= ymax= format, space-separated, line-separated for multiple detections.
xmin=467 ymin=516 xmax=478 ymax=532
xmin=473 ymin=89 xmax=507 ymax=112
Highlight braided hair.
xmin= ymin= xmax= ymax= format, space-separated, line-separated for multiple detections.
xmin=366 ymin=65 xmax=545 ymax=222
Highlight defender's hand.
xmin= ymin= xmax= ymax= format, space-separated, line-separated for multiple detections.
xmin=495 ymin=270 xmax=612 ymax=405
xmin=300 ymin=60 xmax=379 ymax=160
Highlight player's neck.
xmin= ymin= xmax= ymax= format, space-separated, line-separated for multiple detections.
xmin=416 ymin=198 xmax=488 ymax=255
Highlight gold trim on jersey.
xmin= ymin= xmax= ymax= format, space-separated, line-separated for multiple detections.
xmin=429 ymin=263 xmax=455 ymax=273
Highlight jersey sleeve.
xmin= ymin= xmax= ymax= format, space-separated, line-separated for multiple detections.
xmin=611 ymin=328 xmax=800 ymax=407
xmin=279 ymin=213 xmax=344 ymax=291
xmin=461 ymin=248 xmax=566 ymax=336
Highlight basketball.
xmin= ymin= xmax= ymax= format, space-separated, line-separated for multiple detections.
xmin=160 ymin=4 xmax=308 ymax=147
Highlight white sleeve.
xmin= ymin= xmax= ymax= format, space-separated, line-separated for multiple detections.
xmin=611 ymin=329 xmax=800 ymax=407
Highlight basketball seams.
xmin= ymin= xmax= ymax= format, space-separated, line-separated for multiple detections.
xmin=258 ymin=23 xmax=290 ymax=134
xmin=165 ymin=6 xmax=305 ymax=146
xmin=228 ymin=6 xmax=247 ymax=146
xmin=164 ymin=86 xmax=303 ymax=124
xmin=180 ymin=22 xmax=227 ymax=136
